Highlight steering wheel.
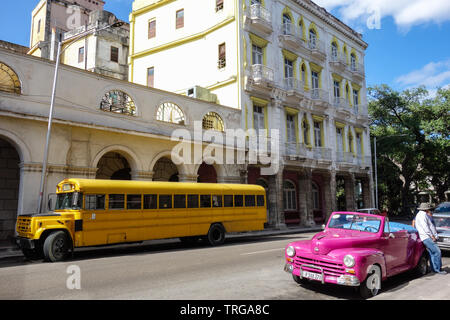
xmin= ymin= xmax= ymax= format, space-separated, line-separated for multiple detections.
xmin=364 ymin=226 xmax=377 ymax=232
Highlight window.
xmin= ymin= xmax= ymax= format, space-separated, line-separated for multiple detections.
xmin=156 ymin=102 xmax=185 ymax=125
xmin=85 ymin=194 xmax=105 ymax=210
xmin=212 ymin=195 xmax=222 ymax=207
xmin=143 ymin=194 xmax=157 ymax=209
xmin=331 ymin=42 xmax=338 ymax=59
xmin=333 ymin=80 xmax=340 ymax=99
xmin=311 ymin=71 xmax=319 ymax=90
xmin=336 ymin=127 xmax=344 ymax=153
xmin=147 ymin=67 xmax=154 ymax=88
xmin=216 ymin=0 xmax=224 ymax=11
xmin=314 ymin=121 xmax=322 ymax=147
xmin=283 ymin=181 xmax=296 ymax=211
xmin=176 ymin=9 xmax=184 ymax=29
xmin=312 ymin=182 xmax=320 ymax=210
xmin=187 ymin=194 xmax=199 ymax=208
xmin=224 ymin=195 xmax=234 ymax=207
xmin=302 ymin=118 xmax=309 ymax=145
xmin=284 ymin=58 xmax=294 ymax=79
xmin=174 ymin=194 xmax=186 ymax=208
xmin=309 ymin=29 xmax=317 ymax=48
xmin=78 ymin=47 xmax=85 ymax=63
xmin=356 ymin=132 xmax=362 ymax=156
xmin=286 ymin=114 xmax=296 ymax=143
xmin=100 ymin=90 xmax=136 ymax=115
xmin=245 ymin=195 xmax=255 ymax=207
xmin=109 ymin=194 xmax=125 ymax=209
xmin=350 ymin=53 xmax=357 ymax=70
xmin=282 ymin=14 xmax=292 ymax=35
xmin=200 ymin=195 xmax=211 ymax=208
xmin=110 ymin=46 xmax=119 ymax=63
xmin=148 ymin=19 xmax=156 ymax=38
xmin=159 ymin=195 xmax=172 ymax=209
xmin=127 ymin=194 xmax=141 ymax=210
xmin=353 ymin=89 xmax=359 ymax=107
xmin=37 ymin=19 xmax=41 ymax=33
xmin=0 ymin=62 xmax=21 ymax=94
xmin=253 ymin=105 xmax=265 ymax=130
xmin=257 ymin=195 xmax=265 ymax=207
xmin=203 ymin=112 xmax=224 ymax=131
xmin=234 ymin=195 xmax=243 ymax=207
xmin=218 ymin=43 xmax=226 ymax=68
xmin=252 ymin=44 xmax=263 ymax=65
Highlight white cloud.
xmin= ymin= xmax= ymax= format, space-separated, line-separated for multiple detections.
xmin=395 ymin=59 xmax=450 ymax=90
xmin=314 ymin=0 xmax=450 ymax=30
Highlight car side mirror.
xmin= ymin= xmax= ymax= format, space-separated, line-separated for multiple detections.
xmin=389 ymin=233 xmax=395 ymax=239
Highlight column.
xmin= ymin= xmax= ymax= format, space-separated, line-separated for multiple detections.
xmin=298 ymin=168 xmax=314 ymax=226
xmin=344 ymin=172 xmax=356 ymax=211
xmin=323 ymin=169 xmax=336 ymax=220
xmin=267 ymin=166 xmax=286 ymax=229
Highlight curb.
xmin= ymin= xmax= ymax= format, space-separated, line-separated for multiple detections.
xmin=0 ymin=226 xmax=321 ymax=261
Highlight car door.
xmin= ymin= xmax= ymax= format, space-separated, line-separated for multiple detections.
xmin=381 ymin=219 xmax=408 ymax=273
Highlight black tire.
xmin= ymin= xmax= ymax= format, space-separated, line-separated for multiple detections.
xmin=43 ymin=231 xmax=70 ymax=262
xmin=206 ymin=223 xmax=225 ymax=246
xmin=292 ymin=274 xmax=309 ymax=286
xmin=359 ymin=266 xmax=381 ymax=299
xmin=414 ymin=253 xmax=429 ymax=277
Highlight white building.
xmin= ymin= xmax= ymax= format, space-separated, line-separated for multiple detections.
xmin=128 ymin=0 xmax=373 ymax=227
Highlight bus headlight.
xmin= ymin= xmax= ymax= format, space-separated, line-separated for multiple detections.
xmin=343 ymin=255 xmax=355 ymax=268
xmin=286 ymin=245 xmax=296 ymax=257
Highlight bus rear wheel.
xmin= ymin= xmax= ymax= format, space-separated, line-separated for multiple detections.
xmin=207 ymin=223 xmax=225 ymax=246
xmin=43 ymin=231 xmax=69 ymax=262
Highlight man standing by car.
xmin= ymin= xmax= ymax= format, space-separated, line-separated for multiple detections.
xmin=415 ymin=203 xmax=447 ymax=275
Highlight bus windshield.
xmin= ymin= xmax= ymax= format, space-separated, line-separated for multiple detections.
xmin=55 ymin=192 xmax=82 ymax=210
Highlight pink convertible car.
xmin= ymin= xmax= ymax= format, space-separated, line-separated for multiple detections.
xmin=284 ymin=212 xmax=428 ymax=298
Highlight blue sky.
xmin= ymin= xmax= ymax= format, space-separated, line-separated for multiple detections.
xmin=1 ymin=0 xmax=449 ymax=93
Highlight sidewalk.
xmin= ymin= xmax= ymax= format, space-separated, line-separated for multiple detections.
xmin=0 ymin=225 xmax=322 ymax=260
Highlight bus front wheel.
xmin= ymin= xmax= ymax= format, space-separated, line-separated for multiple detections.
xmin=43 ymin=231 xmax=70 ymax=262
xmin=207 ymin=223 xmax=225 ymax=246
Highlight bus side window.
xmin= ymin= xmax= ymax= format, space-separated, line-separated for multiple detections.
xmin=234 ymin=195 xmax=243 ymax=207
xmin=143 ymin=194 xmax=157 ymax=209
xmin=188 ymin=194 xmax=199 ymax=208
xmin=159 ymin=195 xmax=172 ymax=209
xmin=200 ymin=195 xmax=211 ymax=208
xmin=224 ymin=195 xmax=233 ymax=207
xmin=174 ymin=194 xmax=186 ymax=208
xmin=127 ymin=194 xmax=142 ymax=210
xmin=85 ymin=194 xmax=105 ymax=210
xmin=245 ymin=195 xmax=255 ymax=207
xmin=109 ymin=194 xmax=125 ymax=209
xmin=212 ymin=195 xmax=222 ymax=207
xmin=257 ymin=195 xmax=265 ymax=207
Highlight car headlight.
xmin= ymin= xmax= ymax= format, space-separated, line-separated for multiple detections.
xmin=286 ymin=245 xmax=296 ymax=257
xmin=343 ymin=255 xmax=355 ymax=267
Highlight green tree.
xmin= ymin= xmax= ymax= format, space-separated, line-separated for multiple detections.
xmin=368 ymin=85 xmax=449 ymax=215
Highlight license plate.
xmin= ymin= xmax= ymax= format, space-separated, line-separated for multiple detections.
xmin=302 ymin=270 xmax=323 ymax=281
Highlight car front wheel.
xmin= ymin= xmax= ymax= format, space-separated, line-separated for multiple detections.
xmin=359 ymin=265 xmax=381 ymax=299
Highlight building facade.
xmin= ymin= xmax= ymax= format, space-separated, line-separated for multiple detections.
xmin=0 ymin=48 xmax=243 ymax=242
xmin=128 ymin=0 xmax=374 ymax=227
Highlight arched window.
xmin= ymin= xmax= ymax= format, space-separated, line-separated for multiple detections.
xmin=100 ymin=90 xmax=136 ymax=115
xmin=301 ymin=63 xmax=307 ymax=86
xmin=302 ymin=117 xmax=310 ymax=145
xmin=282 ymin=14 xmax=292 ymax=35
xmin=0 ymin=62 xmax=21 ymax=94
xmin=312 ymin=181 xmax=320 ymax=210
xmin=283 ymin=180 xmax=297 ymax=211
xmin=156 ymin=102 xmax=185 ymax=125
xmin=202 ymin=112 xmax=224 ymax=131
xmin=331 ymin=42 xmax=338 ymax=59
xmin=350 ymin=53 xmax=357 ymax=70
xmin=309 ymin=29 xmax=317 ymax=48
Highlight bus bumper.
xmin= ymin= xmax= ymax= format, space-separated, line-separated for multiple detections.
xmin=16 ymin=237 xmax=36 ymax=249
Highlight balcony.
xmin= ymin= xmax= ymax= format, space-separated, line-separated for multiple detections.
xmin=244 ymin=4 xmax=272 ymax=35
xmin=283 ymin=77 xmax=304 ymax=98
xmin=307 ymin=39 xmax=326 ymax=61
xmin=357 ymin=155 xmax=372 ymax=169
xmin=332 ymin=96 xmax=351 ymax=118
xmin=309 ymin=88 xmax=329 ymax=110
xmin=329 ymin=54 xmax=347 ymax=72
xmin=349 ymin=62 xmax=365 ymax=81
xmin=245 ymin=64 xmax=274 ymax=94
xmin=313 ymin=147 xmax=332 ymax=165
xmin=278 ymin=23 xmax=305 ymax=51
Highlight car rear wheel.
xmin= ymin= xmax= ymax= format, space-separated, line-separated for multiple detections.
xmin=360 ymin=265 xmax=381 ymax=299
xmin=414 ymin=253 xmax=429 ymax=277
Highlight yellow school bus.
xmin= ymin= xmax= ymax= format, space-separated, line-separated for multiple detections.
xmin=16 ymin=178 xmax=267 ymax=262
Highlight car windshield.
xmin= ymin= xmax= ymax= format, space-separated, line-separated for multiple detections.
xmin=55 ymin=192 xmax=82 ymax=210
xmin=328 ymin=213 xmax=381 ymax=233
xmin=434 ymin=216 xmax=450 ymax=229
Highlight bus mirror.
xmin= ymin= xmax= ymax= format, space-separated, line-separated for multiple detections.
xmin=47 ymin=193 xmax=57 ymax=211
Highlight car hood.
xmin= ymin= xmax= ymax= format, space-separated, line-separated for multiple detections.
xmin=296 ymin=229 xmax=379 ymax=255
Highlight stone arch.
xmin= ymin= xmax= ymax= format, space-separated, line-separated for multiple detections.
xmin=0 ymin=62 xmax=21 ymax=94
xmin=194 ymin=161 xmax=225 ymax=182
xmin=92 ymin=145 xmax=141 ymax=180
xmin=197 ymin=162 xmax=217 ymax=183
xmin=149 ymin=150 xmax=188 ymax=178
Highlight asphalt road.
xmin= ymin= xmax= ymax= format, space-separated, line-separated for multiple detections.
xmin=0 ymin=232 xmax=449 ymax=300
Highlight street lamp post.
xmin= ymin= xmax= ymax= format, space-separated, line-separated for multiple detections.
xmin=36 ymin=21 xmax=124 ymax=213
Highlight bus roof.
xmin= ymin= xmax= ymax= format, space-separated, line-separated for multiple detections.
xmin=57 ymin=178 xmax=266 ymax=194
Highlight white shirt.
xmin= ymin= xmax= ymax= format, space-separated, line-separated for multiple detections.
xmin=415 ymin=210 xmax=438 ymax=241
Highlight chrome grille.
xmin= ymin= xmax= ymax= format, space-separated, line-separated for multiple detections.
xmin=294 ymin=255 xmax=345 ymax=276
